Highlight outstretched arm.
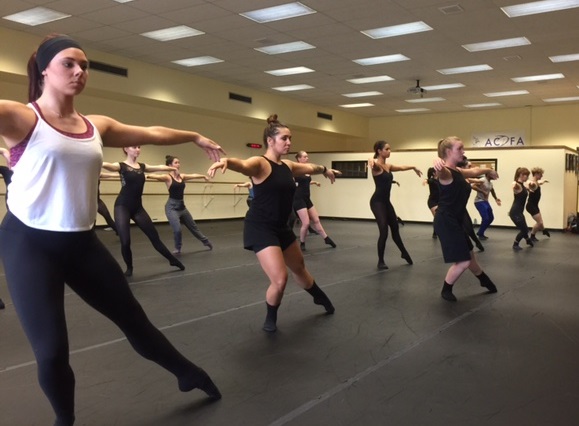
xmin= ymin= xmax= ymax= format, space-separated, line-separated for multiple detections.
xmin=285 ymin=160 xmax=341 ymax=184
xmin=102 ymin=162 xmax=121 ymax=172
xmin=389 ymin=164 xmax=422 ymax=177
xmin=143 ymin=164 xmax=176 ymax=173
xmin=181 ymin=173 xmax=210 ymax=182
xmin=145 ymin=173 xmax=170 ymax=183
xmin=208 ymin=156 xmax=264 ymax=179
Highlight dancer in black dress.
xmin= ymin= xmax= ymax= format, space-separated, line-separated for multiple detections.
xmin=526 ymin=167 xmax=549 ymax=242
xmin=433 ymin=137 xmax=498 ymax=302
xmin=102 ymin=147 xmax=185 ymax=277
xmin=293 ymin=151 xmax=337 ymax=250
xmin=208 ymin=114 xmax=337 ymax=332
xmin=369 ymin=141 xmax=422 ymax=270
xmin=509 ymin=167 xmax=534 ymax=250
xmin=0 ymin=34 xmax=223 ymax=426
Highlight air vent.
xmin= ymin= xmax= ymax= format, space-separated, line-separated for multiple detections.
xmin=317 ymin=112 xmax=333 ymax=121
xmin=89 ymin=60 xmax=128 ymax=77
xmin=229 ymin=92 xmax=252 ymax=104
xmin=439 ymin=4 xmax=464 ymax=14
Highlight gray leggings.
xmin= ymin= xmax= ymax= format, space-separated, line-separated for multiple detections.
xmin=165 ymin=198 xmax=208 ymax=250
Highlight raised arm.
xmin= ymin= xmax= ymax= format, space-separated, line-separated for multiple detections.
xmin=284 ymin=160 xmax=340 ymax=184
xmin=145 ymin=173 xmax=171 ymax=183
xmin=389 ymin=164 xmax=423 ymax=177
xmin=102 ymin=161 xmax=121 ymax=172
xmin=459 ymin=166 xmax=498 ymax=180
xmin=0 ymin=101 xmax=37 ymax=149
xmin=208 ymin=156 xmax=264 ymax=179
xmin=234 ymin=182 xmax=252 ymax=189
xmin=88 ymin=115 xmax=226 ymax=162
xmin=181 ymin=173 xmax=210 ymax=182
xmin=143 ymin=164 xmax=175 ymax=173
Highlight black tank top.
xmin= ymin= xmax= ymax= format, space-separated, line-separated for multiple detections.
xmin=370 ymin=170 xmax=393 ymax=203
xmin=436 ymin=168 xmax=471 ymax=219
xmin=526 ymin=185 xmax=540 ymax=208
xmin=168 ymin=175 xmax=186 ymax=200
xmin=115 ymin=162 xmax=146 ymax=208
xmin=245 ymin=157 xmax=296 ymax=227
xmin=294 ymin=175 xmax=311 ymax=200
xmin=509 ymin=183 xmax=528 ymax=216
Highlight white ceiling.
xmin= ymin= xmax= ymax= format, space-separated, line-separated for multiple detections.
xmin=2 ymin=0 xmax=579 ymax=117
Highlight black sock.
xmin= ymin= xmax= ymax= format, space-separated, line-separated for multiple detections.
xmin=306 ymin=282 xmax=335 ymax=314
xmin=263 ymin=303 xmax=279 ymax=332
xmin=324 ymin=236 xmax=337 ymax=248
xmin=441 ymin=281 xmax=457 ymax=301
xmin=476 ymin=271 xmax=497 ymax=293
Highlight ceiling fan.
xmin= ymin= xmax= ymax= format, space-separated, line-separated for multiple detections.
xmin=407 ymin=79 xmax=427 ymax=98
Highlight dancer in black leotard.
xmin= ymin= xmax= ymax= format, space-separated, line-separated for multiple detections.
xmin=0 ymin=34 xmax=223 ymax=426
xmin=103 ymin=147 xmax=185 ymax=277
xmin=369 ymin=141 xmax=422 ymax=270
xmin=293 ymin=151 xmax=337 ymax=251
xmin=208 ymin=114 xmax=337 ymax=332
xmin=147 ymin=155 xmax=213 ymax=254
xmin=424 ymin=167 xmax=439 ymax=238
xmin=526 ymin=167 xmax=549 ymax=242
xmin=0 ymin=147 xmax=11 ymax=309
xmin=433 ymin=137 xmax=498 ymax=302
xmin=509 ymin=167 xmax=534 ymax=250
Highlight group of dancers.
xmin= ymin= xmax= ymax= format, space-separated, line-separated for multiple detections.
xmin=0 ymin=33 xmax=551 ymax=425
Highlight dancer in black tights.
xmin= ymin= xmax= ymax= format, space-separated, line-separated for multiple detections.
xmin=102 ymin=147 xmax=185 ymax=277
xmin=369 ymin=140 xmax=422 ymax=270
xmin=0 ymin=34 xmax=223 ymax=425
xmin=509 ymin=167 xmax=534 ymax=250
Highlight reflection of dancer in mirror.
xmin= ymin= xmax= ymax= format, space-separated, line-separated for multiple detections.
xmin=147 ymin=155 xmax=213 ymax=254
xmin=208 ymin=115 xmax=336 ymax=333
xmin=234 ymin=181 xmax=254 ymax=207
xmin=526 ymin=167 xmax=549 ymax=242
xmin=0 ymin=147 xmax=11 ymax=309
xmin=423 ymin=167 xmax=439 ymax=238
xmin=0 ymin=34 xmax=223 ymax=426
xmin=433 ymin=137 xmax=498 ymax=302
xmin=509 ymin=167 xmax=534 ymax=251
xmin=293 ymin=151 xmax=337 ymax=251
xmin=369 ymin=141 xmax=422 ymax=270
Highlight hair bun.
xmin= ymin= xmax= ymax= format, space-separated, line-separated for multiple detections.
xmin=267 ymin=114 xmax=279 ymax=124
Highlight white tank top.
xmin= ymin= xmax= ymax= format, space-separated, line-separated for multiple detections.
xmin=7 ymin=103 xmax=103 ymax=231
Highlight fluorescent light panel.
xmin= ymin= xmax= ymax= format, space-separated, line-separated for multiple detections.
xmin=273 ymin=84 xmax=314 ymax=91
xmin=340 ymin=103 xmax=374 ymax=108
xmin=549 ymin=53 xmax=579 ymax=62
xmin=396 ymin=108 xmax=430 ymax=113
xmin=437 ymin=64 xmax=493 ymax=75
xmin=543 ymin=96 xmax=579 ymax=102
xmin=484 ymin=90 xmax=530 ymax=97
xmin=241 ymin=2 xmax=316 ymax=23
xmin=501 ymin=0 xmax=579 ymax=17
xmin=141 ymin=26 xmax=204 ymax=41
xmin=511 ymin=73 xmax=564 ymax=82
xmin=422 ymin=83 xmax=465 ymax=90
xmin=172 ymin=56 xmax=223 ymax=67
xmin=255 ymin=41 xmax=315 ymax=55
xmin=266 ymin=66 xmax=314 ymax=76
xmin=2 ymin=7 xmax=70 ymax=26
xmin=342 ymin=91 xmax=383 ymax=98
xmin=406 ymin=97 xmax=446 ymax=103
xmin=462 ymin=37 xmax=530 ymax=52
xmin=361 ymin=21 xmax=433 ymax=39
xmin=353 ymin=54 xmax=410 ymax=66
xmin=347 ymin=75 xmax=394 ymax=84
xmin=464 ymin=103 xmax=502 ymax=108
xmin=113 ymin=0 xmax=134 ymax=3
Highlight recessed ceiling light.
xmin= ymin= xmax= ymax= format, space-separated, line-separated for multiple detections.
xmin=464 ymin=103 xmax=502 ymax=108
xmin=347 ymin=75 xmax=394 ymax=84
xmin=549 ymin=53 xmax=579 ymax=62
xmin=141 ymin=26 xmax=204 ymax=41
xmin=422 ymin=83 xmax=465 ymax=90
xmin=240 ymin=2 xmax=316 ymax=23
xmin=501 ymin=0 xmax=579 ymax=17
xmin=395 ymin=108 xmax=430 ymax=113
xmin=255 ymin=41 xmax=315 ymax=55
xmin=462 ymin=37 xmax=531 ymax=52
xmin=172 ymin=56 xmax=223 ymax=67
xmin=273 ymin=84 xmax=314 ymax=91
xmin=543 ymin=96 xmax=579 ymax=102
xmin=340 ymin=103 xmax=374 ymax=108
xmin=353 ymin=54 xmax=410 ymax=66
xmin=406 ymin=97 xmax=446 ymax=103
xmin=265 ymin=66 xmax=314 ymax=76
xmin=437 ymin=64 xmax=493 ymax=75
xmin=113 ymin=0 xmax=134 ymax=3
xmin=361 ymin=21 xmax=433 ymax=39
xmin=342 ymin=91 xmax=383 ymax=98
xmin=2 ymin=7 xmax=70 ymax=26
xmin=511 ymin=73 xmax=564 ymax=82
xmin=484 ymin=90 xmax=530 ymax=97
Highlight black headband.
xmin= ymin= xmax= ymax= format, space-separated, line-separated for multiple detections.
xmin=36 ymin=36 xmax=84 ymax=73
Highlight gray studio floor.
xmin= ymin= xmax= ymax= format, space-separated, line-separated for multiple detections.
xmin=1 ymin=219 xmax=578 ymax=426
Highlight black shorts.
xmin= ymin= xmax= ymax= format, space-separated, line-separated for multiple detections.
xmin=526 ymin=203 xmax=540 ymax=216
xmin=243 ymin=220 xmax=296 ymax=253
xmin=434 ymin=211 xmax=473 ymax=263
xmin=293 ymin=197 xmax=313 ymax=211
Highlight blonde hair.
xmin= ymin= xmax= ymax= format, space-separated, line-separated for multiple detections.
xmin=437 ymin=136 xmax=461 ymax=159
xmin=531 ymin=167 xmax=544 ymax=175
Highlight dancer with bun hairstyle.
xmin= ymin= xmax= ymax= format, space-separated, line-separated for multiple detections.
xmin=509 ymin=167 xmax=534 ymax=250
xmin=369 ymin=140 xmax=422 ymax=270
xmin=433 ymin=137 xmax=498 ymax=302
xmin=0 ymin=34 xmax=223 ymax=425
xmin=208 ymin=114 xmax=337 ymax=333
xmin=147 ymin=155 xmax=213 ymax=254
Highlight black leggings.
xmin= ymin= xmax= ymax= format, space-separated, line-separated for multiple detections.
xmin=97 ymin=198 xmax=117 ymax=233
xmin=510 ymin=212 xmax=529 ymax=242
xmin=0 ymin=213 xmax=199 ymax=425
xmin=114 ymin=204 xmax=178 ymax=270
xmin=370 ymin=200 xmax=407 ymax=263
